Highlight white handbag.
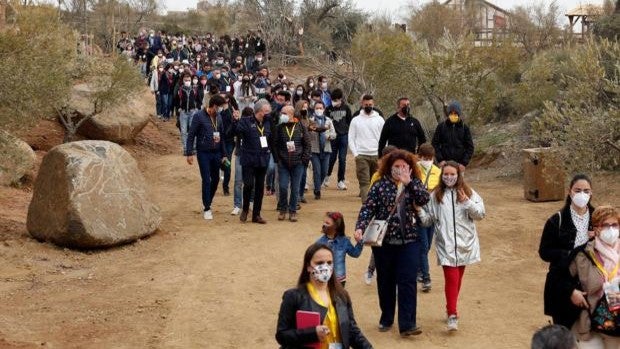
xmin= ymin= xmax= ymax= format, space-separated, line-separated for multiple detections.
xmin=362 ymin=190 xmax=406 ymax=247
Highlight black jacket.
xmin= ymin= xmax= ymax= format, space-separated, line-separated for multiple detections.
xmin=378 ymin=113 xmax=426 ymax=156
xmin=539 ymin=205 xmax=594 ymax=328
xmin=431 ymin=120 xmax=474 ymax=166
xmin=231 ymin=116 xmax=272 ymax=168
xmin=273 ymin=122 xmax=312 ymax=168
xmin=275 ymin=287 xmax=373 ymax=349
xmin=185 ymin=109 xmax=226 ymax=156
xmin=326 ymin=104 xmax=353 ymax=136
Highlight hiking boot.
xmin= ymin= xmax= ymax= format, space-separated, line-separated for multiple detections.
xmin=314 ymin=190 xmax=321 ymax=200
xmin=300 ymin=197 xmax=308 ymax=203
xmin=278 ymin=211 xmax=286 ymax=221
xmin=447 ymin=315 xmax=458 ymax=331
xmin=289 ymin=213 xmax=298 ymax=222
xmin=422 ymin=281 xmax=432 ymax=293
xmin=240 ymin=210 xmax=248 ymax=222
xmin=252 ymin=216 xmax=267 ymax=224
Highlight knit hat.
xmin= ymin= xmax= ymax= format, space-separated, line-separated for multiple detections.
xmin=447 ymin=101 xmax=462 ymax=116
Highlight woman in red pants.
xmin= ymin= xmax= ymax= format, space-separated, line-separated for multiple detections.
xmin=419 ymin=160 xmax=486 ymax=331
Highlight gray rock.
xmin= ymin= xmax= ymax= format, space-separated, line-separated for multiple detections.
xmin=27 ymin=140 xmax=161 ymax=249
xmin=77 ymin=97 xmax=150 ymax=144
xmin=0 ymin=131 xmax=36 ymax=186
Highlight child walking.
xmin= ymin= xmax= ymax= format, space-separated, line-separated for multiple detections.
xmin=419 ymin=161 xmax=485 ymax=331
xmin=316 ymin=211 xmax=364 ymax=287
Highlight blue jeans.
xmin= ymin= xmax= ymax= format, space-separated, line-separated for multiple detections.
xmin=233 ymin=154 xmax=243 ymax=208
xmin=418 ymin=225 xmax=434 ymax=282
xmin=299 ymin=164 xmax=308 ymax=199
xmin=222 ymin=142 xmax=234 ymax=192
xmin=179 ymin=110 xmax=196 ymax=154
xmin=155 ymin=93 xmax=162 ymax=116
xmin=196 ymin=151 xmax=221 ymax=211
xmin=159 ymin=93 xmax=171 ymax=119
xmin=328 ymin=134 xmax=348 ymax=182
xmin=277 ymin=163 xmax=304 ymax=213
xmin=265 ymin=154 xmax=276 ymax=191
xmin=372 ymin=241 xmax=421 ymax=332
xmin=311 ymin=152 xmax=330 ymax=193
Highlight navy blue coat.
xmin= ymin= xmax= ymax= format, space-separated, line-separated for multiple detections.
xmin=185 ymin=109 xmax=226 ymax=156
xmin=232 ymin=116 xmax=272 ymax=168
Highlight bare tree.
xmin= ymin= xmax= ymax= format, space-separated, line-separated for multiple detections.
xmin=509 ymin=1 xmax=562 ymax=56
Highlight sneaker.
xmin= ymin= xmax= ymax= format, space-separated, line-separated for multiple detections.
xmin=447 ymin=315 xmax=458 ymax=331
xmin=377 ymin=324 xmax=392 ymax=332
xmin=231 ymin=207 xmax=241 ymax=215
xmin=203 ymin=210 xmax=213 ymax=220
xmin=300 ymin=197 xmax=308 ymax=204
xmin=364 ymin=271 xmax=374 ymax=285
xmin=400 ymin=327 xmax=422 ymax=337
xmin=422 ymin=281 xmax=432 ymax=293
xmin=240 ymin=210 xmax=248 ymax=222
xmin=322 ymin=176 xmax=330 ymax=187
xmin=337 ymin=180 xmax=347 ymax=190
xmin=278 ymin=211 xmax=286 ymax=221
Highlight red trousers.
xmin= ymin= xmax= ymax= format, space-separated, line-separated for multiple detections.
xmin=443 ymin=265 xmax=466 ymax=316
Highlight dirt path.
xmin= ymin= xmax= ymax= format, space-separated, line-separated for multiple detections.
xmin=0 ymin=121 xmax=618 ymax=348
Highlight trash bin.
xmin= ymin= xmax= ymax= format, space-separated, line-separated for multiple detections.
xmin=523 ymin=147 xmax=565 ymax=202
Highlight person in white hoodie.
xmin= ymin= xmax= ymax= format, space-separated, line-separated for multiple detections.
xmin=348 ymin=94 xmax=384 ymax=202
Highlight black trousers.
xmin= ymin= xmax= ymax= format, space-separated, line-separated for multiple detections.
xmin=242 ymin=165 xmax=267 ymax=218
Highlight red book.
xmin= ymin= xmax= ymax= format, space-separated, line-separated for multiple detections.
xmin=296 ymin=310 xmax=321 ymax=349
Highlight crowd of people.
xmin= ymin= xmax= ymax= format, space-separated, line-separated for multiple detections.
xmin=115 ymin=29 xmax=618 ymax=349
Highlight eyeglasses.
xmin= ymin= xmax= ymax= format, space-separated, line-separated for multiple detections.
xmin=599 ymin=223 xmax=620 ymax=229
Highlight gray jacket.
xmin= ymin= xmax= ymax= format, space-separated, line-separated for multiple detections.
xmin=308 ymin=115 xmax=336 ymax=153
xmin=419 ymin=188 xmax=485 ymax=266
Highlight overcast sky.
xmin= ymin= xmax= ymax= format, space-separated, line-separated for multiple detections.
xmin=164 ymin=0 xmax=605 ymax=23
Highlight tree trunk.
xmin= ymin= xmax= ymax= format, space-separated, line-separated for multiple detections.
xmin=616 ymin=0 xmax=620 ymax=14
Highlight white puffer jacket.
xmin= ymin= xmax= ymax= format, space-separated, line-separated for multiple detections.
xmin=419 ymin=188 xmax=485 ymax=266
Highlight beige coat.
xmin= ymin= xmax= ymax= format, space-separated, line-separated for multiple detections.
xmin=569 ymin=241 xmax=607 ymax=340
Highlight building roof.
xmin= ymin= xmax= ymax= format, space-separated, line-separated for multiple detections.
xmin=443 ymin=0 xmax=510 ymax=15
xmin=565 ymin=4 xmax=604 ymax=17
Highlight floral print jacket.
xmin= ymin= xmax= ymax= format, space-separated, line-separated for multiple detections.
xmin=355 ymin=176 xmax=430 ymax=245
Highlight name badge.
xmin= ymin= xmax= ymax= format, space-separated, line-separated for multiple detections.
xmin=213 ymin=132 xmax=221 ymax=143
xmin=329 ymin=344 xmax=343 ymax=349
xmin=225 ymin=86 xmax=231 ymax=92
xmin=259 ymin=136 xmax=268 ymax=148
xmin=286 ymin=141 xmax=296 ymax=152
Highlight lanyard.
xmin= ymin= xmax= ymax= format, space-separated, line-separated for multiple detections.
xmin=257 ymin=124 xmax=265 ymax=136
xmin=285 ymin=123 xmax=296 ymax=141
xmin=209 ymin=113 xmax=217 ymax=130
xmin=589 ymin=250 xmax=620 ymax=282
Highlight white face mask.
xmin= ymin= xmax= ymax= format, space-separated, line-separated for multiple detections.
xmin=321 ymin=82 xmax=328 ymax=89
xmin=314 ymin=109 xmax=324 ymax=117
xmin=442 ymin=174 xmax=458 ymax=187
xmin=599 ymin=227 xmax=619 ymax=245
xmin=419 ymin=160 xmax=433 ymax=169
xmin=311 ymin=263 xmax=333 ymax=283
xmin=571 ymin=192 xmax=591 ymax=208
xmin=332 ymin=101 xmax=341 ymax=107
xmin=192 ymin=79 xmax=198 ymax=84
xmin=215 ymin=74 xmax=221 ymax=79
xmin=217 ymin=107 xmax=224 ymax=113
xmin=309 ymin=82 xmax=314 ymax=88
xmin=296 ymin=89 xmax=303 ymax=96
xmin=183 ymin=81 xmax=191 ymax=87
xmin=279 ymin=114 xmax=289 ymax=124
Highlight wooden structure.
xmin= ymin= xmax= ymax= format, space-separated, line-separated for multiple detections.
xmin=443 ymin=0 xmax=510 ymax=46
xmin=522 ymin=148 xmax=565 ymax=202
xmin=566 ymin=4 xmax=605 ymax=39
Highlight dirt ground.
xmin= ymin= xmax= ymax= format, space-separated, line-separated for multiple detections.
xmin=0 ymin=113 xmax=618 ymax=349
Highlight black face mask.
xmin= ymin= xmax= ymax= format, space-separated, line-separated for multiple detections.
xmin=363 ymin=106 xmax=373 ymax=114
xmin=300 ymin=109 xmax=308 ymax=117
xmin=401 ymin=106 xmax=410 ymax=115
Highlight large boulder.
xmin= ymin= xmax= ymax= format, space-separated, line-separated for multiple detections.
xmin=27 ymin=140 xmax=161 ymax=249
xmin=0 ymin=131 xmax=36 ymax=186
xmin=71 ymin=84 xmax=150 ymax=144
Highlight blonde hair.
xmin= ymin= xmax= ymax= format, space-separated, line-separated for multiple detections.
xmin=592 ymin=205 xmax=620 ymax=227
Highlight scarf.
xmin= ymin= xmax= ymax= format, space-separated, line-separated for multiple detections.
xmin=315 ymin=115 xmax=326 ymax=152
xmin=593 ymin=238 xmax=620 ymax=280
